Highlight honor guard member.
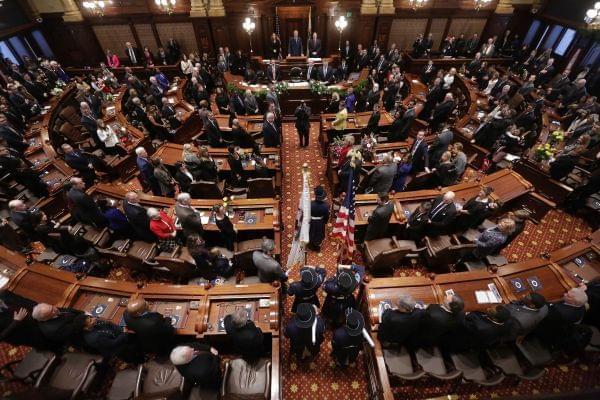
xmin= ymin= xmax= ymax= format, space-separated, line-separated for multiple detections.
xmin=308 ymin=186 xmax=329 ymax=251
xmin=287 ymin=265 xmax=326 ymax=312
xmin=331 ymin=308 xmax=374 ymax=367
xmin=322 ymin=269 xmax=358 ymax=326
xmin=284 ymin=303 xmax=326 ymax=361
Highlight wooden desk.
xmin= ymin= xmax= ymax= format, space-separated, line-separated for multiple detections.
xmin=402 ymin=52 xmax=513 ymax=75
xmin=550 ymin=241 xmax=600 ymax=283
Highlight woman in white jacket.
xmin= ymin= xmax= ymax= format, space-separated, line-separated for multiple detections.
xmin=96 ymin=119 xmax=120 ymax=155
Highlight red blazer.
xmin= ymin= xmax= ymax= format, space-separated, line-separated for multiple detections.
xmin=149 ymin=211 xmax=176 ymax=239
xmin=107 ymin=54 xmax=120 ymax=68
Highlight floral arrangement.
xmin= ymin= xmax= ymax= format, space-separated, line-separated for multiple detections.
xmin=548 ymin=129 xmax=564 ymax=145
xmin=55 ymin=79 xmax=66 ymax=88
xmin=361 ymin=134 xmax=378 ymax=162
xmin=331 ymin=136 xmax=346 ymax=160
xmin=274 ymin=81 xmax=289 ymax=95
xmin=534 ymin=143 xmax=555 ymax=161
xmin=105 ymin=93 xmax=115 ymax=103
xmin=51 ymin=87 xmax=64 ymax=97
xmin=309 ymin=80 xmax=329 ymax=95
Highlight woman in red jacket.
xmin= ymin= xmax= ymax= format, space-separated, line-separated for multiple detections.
xmin=148 ymin=207 xmax=177 ymax=251
xmin=106 ymin=49 xmax=120 ymax=69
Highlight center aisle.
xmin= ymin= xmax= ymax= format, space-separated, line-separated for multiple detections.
xmin=279 ymin=122 xmax=370 ymax=399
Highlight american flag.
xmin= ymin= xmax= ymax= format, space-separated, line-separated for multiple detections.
xmin=331 ymin=167 xmax=356 ymax=257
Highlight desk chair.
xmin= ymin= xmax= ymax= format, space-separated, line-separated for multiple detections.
xmin=107 ymin=368 xmax=138 ymax=400
xmin=134 ymin=359 xmax=185 ymax=399
xmin=383 ymin=346 xmax=426 ymax=381
xmin=234 ymin=238 xmax=264 ymax=280
xmin=71 ymin=223 xmax=111 ymax=248
xmin=415 ymin=346 xmax=462 ymax=381
xmin=425 ymin=234 xmax=476 ymax=272
xmin=33 ymin=352 xmax=103 ymax=399
xmin=247 ymin=177 xmax=275 ymax=198
xmin=189 ymin=180 xmax=225 ymax=199
xmin=153 ymin=245 xmax=197 ymax=282
xmin=486 ymin=344 xmax=545 ymax=381
xmin=0 ymin=349 xmax=57 ymax=387
xmin=515 ymin=336 xmax=553 ymax=367
xmin=363 ymin=236 xmax=422 ymax=276
xmin=221 ymin=358 xmax=271 ymax=399
xmin=450 ymin=350 xmax=505 ymax=386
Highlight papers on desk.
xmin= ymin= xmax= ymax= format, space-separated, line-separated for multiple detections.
xmin=287 ymin=81 xmax=310 ymax=88
xmin=475 ymin=283 xmax=503 ymax=304
xmin=199 ymin=211 xmax=211 ymax=225
xmin=0 ymin=276 xmax=9 ymax=289
xmin=307 ymin=58 xmax=322 ymax=62
xmin=378 ymin=300 xmax=392 ymax=322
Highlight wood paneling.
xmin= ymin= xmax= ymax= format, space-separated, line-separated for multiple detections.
xmin=448 ymin=18 xmax=488 ymax=37
xmin=156 ymin=22 xmax=197 ymax=55
xmin=429 ymin=18 xmax=447 ymax=51
xmin=134 ymin=23 xmax=159 ymax=52
xmin=93 ymin=24 xmax=135 ymax=54
xmin=41 ymin=18 xmax=103 ymax=67
xmin=388 ymin=18 xmax=428 ymax=50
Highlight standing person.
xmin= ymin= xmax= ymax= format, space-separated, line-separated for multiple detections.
xmin=308 ymin=186 xmax=329 ymax=251
xmin=212 ymin=204 xmax=236 ymax=251
xmin=323 ymin=269 xmax=358 ymax=326
xmin=252 ymin=238 xmax=288 ymax=283
xmin=123 ymin=297 xmax=174 ymax=355
xmin=295 ymin=100 xmax=311 ymax=148
xmin=152 ymin=157 xmax=177 ymax=197
xmin=67 ymin=177 xmax=107 ymax=228
xmin=268 ymin=33 xmax=282 ymax=59
xmin=308 ymin=32 xmax=322 ymax=57
xmin=170 ymin=344 xmax=221 ymax=388
xmin=285 ymin=303 xmax=326 ymax=361
xmin=409 ymin=130 xmax=430 ymax=174
xmin=136 ymin=147 xmax=161 ymax=195
xmin=124 ymin=41 xmax=140 ymax=65
xmin=224 ymin=308 xmax=264 ymax=361
xmin=62 ymin=144 xmax=96 ymax=188
xmin=287 ymin=265 xmax=327 ymax=312
xmin=288 ymin=30 xmax=304 ymax=57
xmin=364 ymin=192 xmax=394 ymax=241
xmin=331 ymin=309 xmax=369 ymax=368
xmin=263 ymin=112 xmax=280 ymax=147
xmin=332 ymin=102 xmax=348 ymax=131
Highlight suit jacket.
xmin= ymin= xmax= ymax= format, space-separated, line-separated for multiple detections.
xmin=288 ymin=37 xmax=303 ymax=56
xmin=305 ymin=65 xmax=317 ymax=81
xmin=123 ymin=311 xmax=174 ymax=354
xmin=205 ymin=119 xmax=223 ymax=147
xmin=123 ymin=200 xmax=155 ymax=242
xmin=82 ymin=320 xmax=129 ymax=358
xmin=418 ymin=304 xmax=464 ymax=347
xmin=10 ymin=209 xmax=42 ymax=235
xmin=318 ymin=66 xmax=334 ymax=83
xmin=409 ymin=139 xmax=429 ymax=173
xmin=224 ymin=315 xmax=264 ymax=360
xmin=308 ymin=38 xmax=321 ymax=57
xmin=379 ymin=308 xmax=424 ymax=346
xmin=67 ymin=187 xmax=107 ymax=227
xmin=265 ymin=91 xmax=280 ymax=111
xmin=124 ymin=46 xmax=141 ymax=65
xmin=365 ymin=201 xmax=395 ymax=241
xmin=0 ymin=125 xmax=27 ymax=153
xmin=262 ymin=121 xmax=280 ymax=147
xmin=432 ymin=100 xmax=455 ymax=122
xmin=535 ymin=302 xmax=586 ymax=346
xmin=389 ymin=109 xmax=415 ymax=142
xmin=267 ymin=65 xmax=281 ymax=82
xmin=506 ymin=302 xmax=548 ymax=338
xmin=427 ymin=196 xmax=457 ymax=229
xmin=174 ymin=342 xmax=221 ymax=387
xmin=38 ymin=308 xmax=86 ymax=346
xmin=175 ymin=203 xmax=204 ymax=237
xmin=336 ymin=63 xmax=349 ymax=81
xmin=368 ymin=163 xmax=397 ymax=194
xmin=64 ymin=151 xmax=94 ymax=176
xmin=462 ymin=311 xmax=515 ymax=350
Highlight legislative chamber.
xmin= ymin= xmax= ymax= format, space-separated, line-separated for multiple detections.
xmin=0 ymin=0 xmax=599 ymax=399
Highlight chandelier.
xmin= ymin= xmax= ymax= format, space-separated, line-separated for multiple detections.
xmin=408 ymin=0 xmax=427 ymax=11
xmin=155 ymin=0 xmax=176 ymax=15
xmin=585 ymin=2 xmax=600 ymax=30
xmin=82 ymin=1 xmax=107 ymax=17
xmin=474 ymin=0 xmax=492 ymax=11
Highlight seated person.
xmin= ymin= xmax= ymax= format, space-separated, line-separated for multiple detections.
xmin=506 ymin=293 xmax=548 ymax=339
xmin=378 ymin=295 xmax=424 ymax=347
xmin=453 ymin=305 xmax=515 ymax=352
xmin=417 ymin=294 xmax=465 ymax=348
xmin=425 ymin=191 xmax=458 ymax=236
xmin=170 ymin=343 xmax=221 ymax=388
xmin=224 ymin=307 xmax=264 ymax=361
xmin=455 ymin=186 xmax=495 ymax=231
xmin=82 ymin=315 xmax=138 ymax=362
xmin=252 ymin=238 xmax=288 ymax=283
xmin=473 ymin=218 xmax=515 ymax=259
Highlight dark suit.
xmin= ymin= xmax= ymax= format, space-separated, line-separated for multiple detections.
xmin=409 ymin=139 xmax=429 ymax=173
xmin=427 ymin=196 xmax=457 ymax=232
xmin=123 ymin=311 xmax=174 ymax=355
xmin=64 ymin=151 xmax=96 ymax=187
xmin=137 ymin=156 xmax=161 ymax=195
xmin=460 ymin=311 xmax=515 ymax=351
xmin=305 ymin=65 xmax=317 ymax=81
xmin=267 ymin=64 xmax=281 ymax=82
xmin=535 ymin=301 xmax=586 ymax=348
xmin=38 ymin=308 xmax=86 ymax=348
xmin=430 ymin=100 xmax=455 ymax=132
xmin=421 ymin=84 xmax=444 ymax=120
xmin=365 ymin=201 xmax=394 ymax=241
xmin=81 ymin=114 xmax=101 ymax=148
xmin=205 ymin=119 xmax=224 ymax=147
xmin=318 ymin=65 xmax=334 ymax=83
xmin=379 ymin=308 xmax=424 ymax=346
xmin=288 ymin=36 xmax=303 ymax=56
xmin=174 ymin=342 xmax=221 ymax=388
xmin=336 ymin=62 xmax=349 ymax=81
xmin=0 ymin=125 xmax=28 ymax=153
xmin=418 ymin=304 xmax=464 ymax=347
xmin=10 ymin=208 xmax=42 ymax=236
xmin=124 ymin=46 xmax=141 ymax=65
xmin=308 ymin=38 xmax=321 ymax=57
xmin=389 ymin=109 xmax=415 ymax=142
xmin=262 ymin=121 xmax=280 ymax=147
xmin=82 ymin=320 xmax=130 ymax=359
xmin=123 ymin=200 xmax=155 ymax=242
xmin=67 ymin=187 xmax=107 ymax=227
xmin=224 ymin=315 xmax=264 ymax=361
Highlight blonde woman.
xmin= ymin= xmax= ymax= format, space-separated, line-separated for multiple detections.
xmin=332 ymin=101 xmax=348 ymax=131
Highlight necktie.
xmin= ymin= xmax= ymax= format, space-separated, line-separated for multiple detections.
xmin=412 ymin=140 xmax=421 ymax=156
xmin=430 ymin=202 xmax=446 ymax=219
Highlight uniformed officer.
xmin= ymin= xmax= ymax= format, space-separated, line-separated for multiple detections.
xmin=308 ymin=186 xmax=329 ymax=251
xmin=322 ymin=269 xmax=358 ymax=327
xmin=331 ymin=308 xmax=367 ymax=367
xmin=284 ymin=303 xmax=325 ymax=361
xmin=287 ymin=265 xmax=326 ymax=313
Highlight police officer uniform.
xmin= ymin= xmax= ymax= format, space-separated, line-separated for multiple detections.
xmin=287 ymin=266 xmax=326 ymax=313
xmin=331 ymin=308 xmax=366 ymax=367
xmin=308 ymin=186 xmax=329 ymax=251
xmin=322 ymin=270 xmax=358 ymax=326
xmin=284 ymin=303 xmax=325 ymax=360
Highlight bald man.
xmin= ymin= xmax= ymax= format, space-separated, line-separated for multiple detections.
xmin=67 ymin=177 xmax=107 ymax=228
xmin=426 ymin=191 xmax=457 ymax=234
xmin=32 ymin=303 xmax=86 ymax=349
xmin=123 ymin=297 xmax=174 ymax=355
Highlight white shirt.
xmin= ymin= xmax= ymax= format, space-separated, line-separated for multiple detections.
xmin=483 ymin=78 xmax=498 ymax=95
xmin=180 ymin=60 xmax=193 ymax=74
xmin=443 ymin=74 xmax=454 ymax=90
xmin=97 ymin=125 xmax=119 ymax=147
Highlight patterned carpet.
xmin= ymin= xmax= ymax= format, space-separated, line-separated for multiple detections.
xmin=1 ymin=122 xmax=598 ymax=399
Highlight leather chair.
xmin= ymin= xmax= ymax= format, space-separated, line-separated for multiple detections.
xmin=450 ymin=350 xmax=505 ymax=386
xmin=234 ymin=238 xmax=264 ymax=278
xmin=36 ymin=352 xmax=103 ymax=399
xmin=71 ymin=223 xmax=111 ymax=248
xmin=415 ymin=346 xmax=462 ymax=381
xmin=515 ymin=336 xmax=553 ymax=367
xmin=134 ymin=359 xmax=185 ymax=399
xmin=363 ymin=236 xmax=422 ymax=275
xmin=247 ymin=178 xmax=275 ymax=199
xmin=188 ymin=386 xmax=219 ymax=400
xmin=189 ymin=180 xmax=225 ymax=199
xmin=107 ymin=368 xmax=138 ymax=400
xmin=125 ymin=241 xmax=159 ymax=274
xmin=221 ymin=358 xmax=271 ymax=399
xmin=425 ymin=235 xmax=476 ymax=271
xmin=153 ymin=245 xmax=197 ymax=282
xmin=383 ymin=346 xmax=425 ymax=381
xmin=58 ymin=106 xmax=82 ymax=127
xmin=0 ymin=349 xmax=56 ymax=386
xmin=486 ymin=344 xmax=545 ymax=381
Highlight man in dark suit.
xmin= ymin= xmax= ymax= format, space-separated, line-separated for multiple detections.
xmin=285 ymin=303 xmax=326 ymax=361
xmin=32 ymin=303 xmax=86 ymax=349
xmin=263 ymin=112 xmax=280 ymax=147
xmin=135 ymin=147 xmax=161 ymax=195
xmin=547 ymin=69 xmax=572 ymax=101
xmin=430 ymin=93 xmax=455 ymax=133
xmin=288 ymin=30 xmax=304 ymax=57
xmin=421 ymin=78 xmax=444 ymax=121
xmin=124 ymin=41 xmax=141 ymax=65
xmin=422 ymin=34 xmax=434 ymax=55
xmin=124 ymin=297 xmax=174 ymax=355
xmin=426 ymin=191 xmax=457 ymax=233
xmin=455 ymin=305 xmax=515 ymax=352
xmin=230 ymin=90 xmax=246 ymax=115
xmin=123 ymin=191 xmax=156 ymax=242
xmin=535 ymin=287 xmax=587 ymax=349
xmin=336 ymin=58 xmax=350 ymax=81
xmin=80 ymin=101 xmax=101 ymax=148
xmin=170 ymin=343 xmax=221 ymax=388
xmin=0 ymin=147 xmax=48 ymax=198
xmin=204 ymin=112 xmax=224 ymax=147
xmin=318 ymin=60 xmax=334 ymax=83
xmin=305 ymin=61 xmax=317 ymax=81
xmin=364 ymin=192 xmax=394 ymax=241
xmin=8 ymin=199 xmax=43 ymax=237
xmin=174 ymin=192 xmax=204 ymax=238
xmin=308 ymin=32 xmax=321 ymax=57
xmin=341 ymin=40 xmax=353 ymax=62
xmin=535 ymin=58 xmax=556 ymax=87
xmin=466 ymin=33 xmax=480 ymax=56
xmin=67 ymin=177 xmax=107 ymax=228
xmin=373 ymin=54 xmax=389 ymax=83
xmin=267 ymin=60 xmax=281 ymax=83
xmin=409 ymin=130 xmax=430 ymax=173
xmin=0 ymin=113 xmax=28 ymax=153
xmin=417 ymin=294 xmax=465 ymax=347
xmin=365 ymin=155 xmax=396 ymax=194
xmin=224 ymin=307 xmax=265 ymax=361
xmin=388 ymin=103 xmax=422 ymax=142
xmin=161 ymin=97 xmax=181 ymax=128
xmin=166 ymin=38 xmax=181 ymax=64
xmin=62 ymin=144 xmax=96 ymax=188
xmin=379 ymin=295 xmax=424 ymax=347
xmin=356 ymin=49 xmax=370 ymax=72
xmin=149 ymin=76 xmax=164 ymax=108
xmin=294 ymin=101 xmax=311 ymax=148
